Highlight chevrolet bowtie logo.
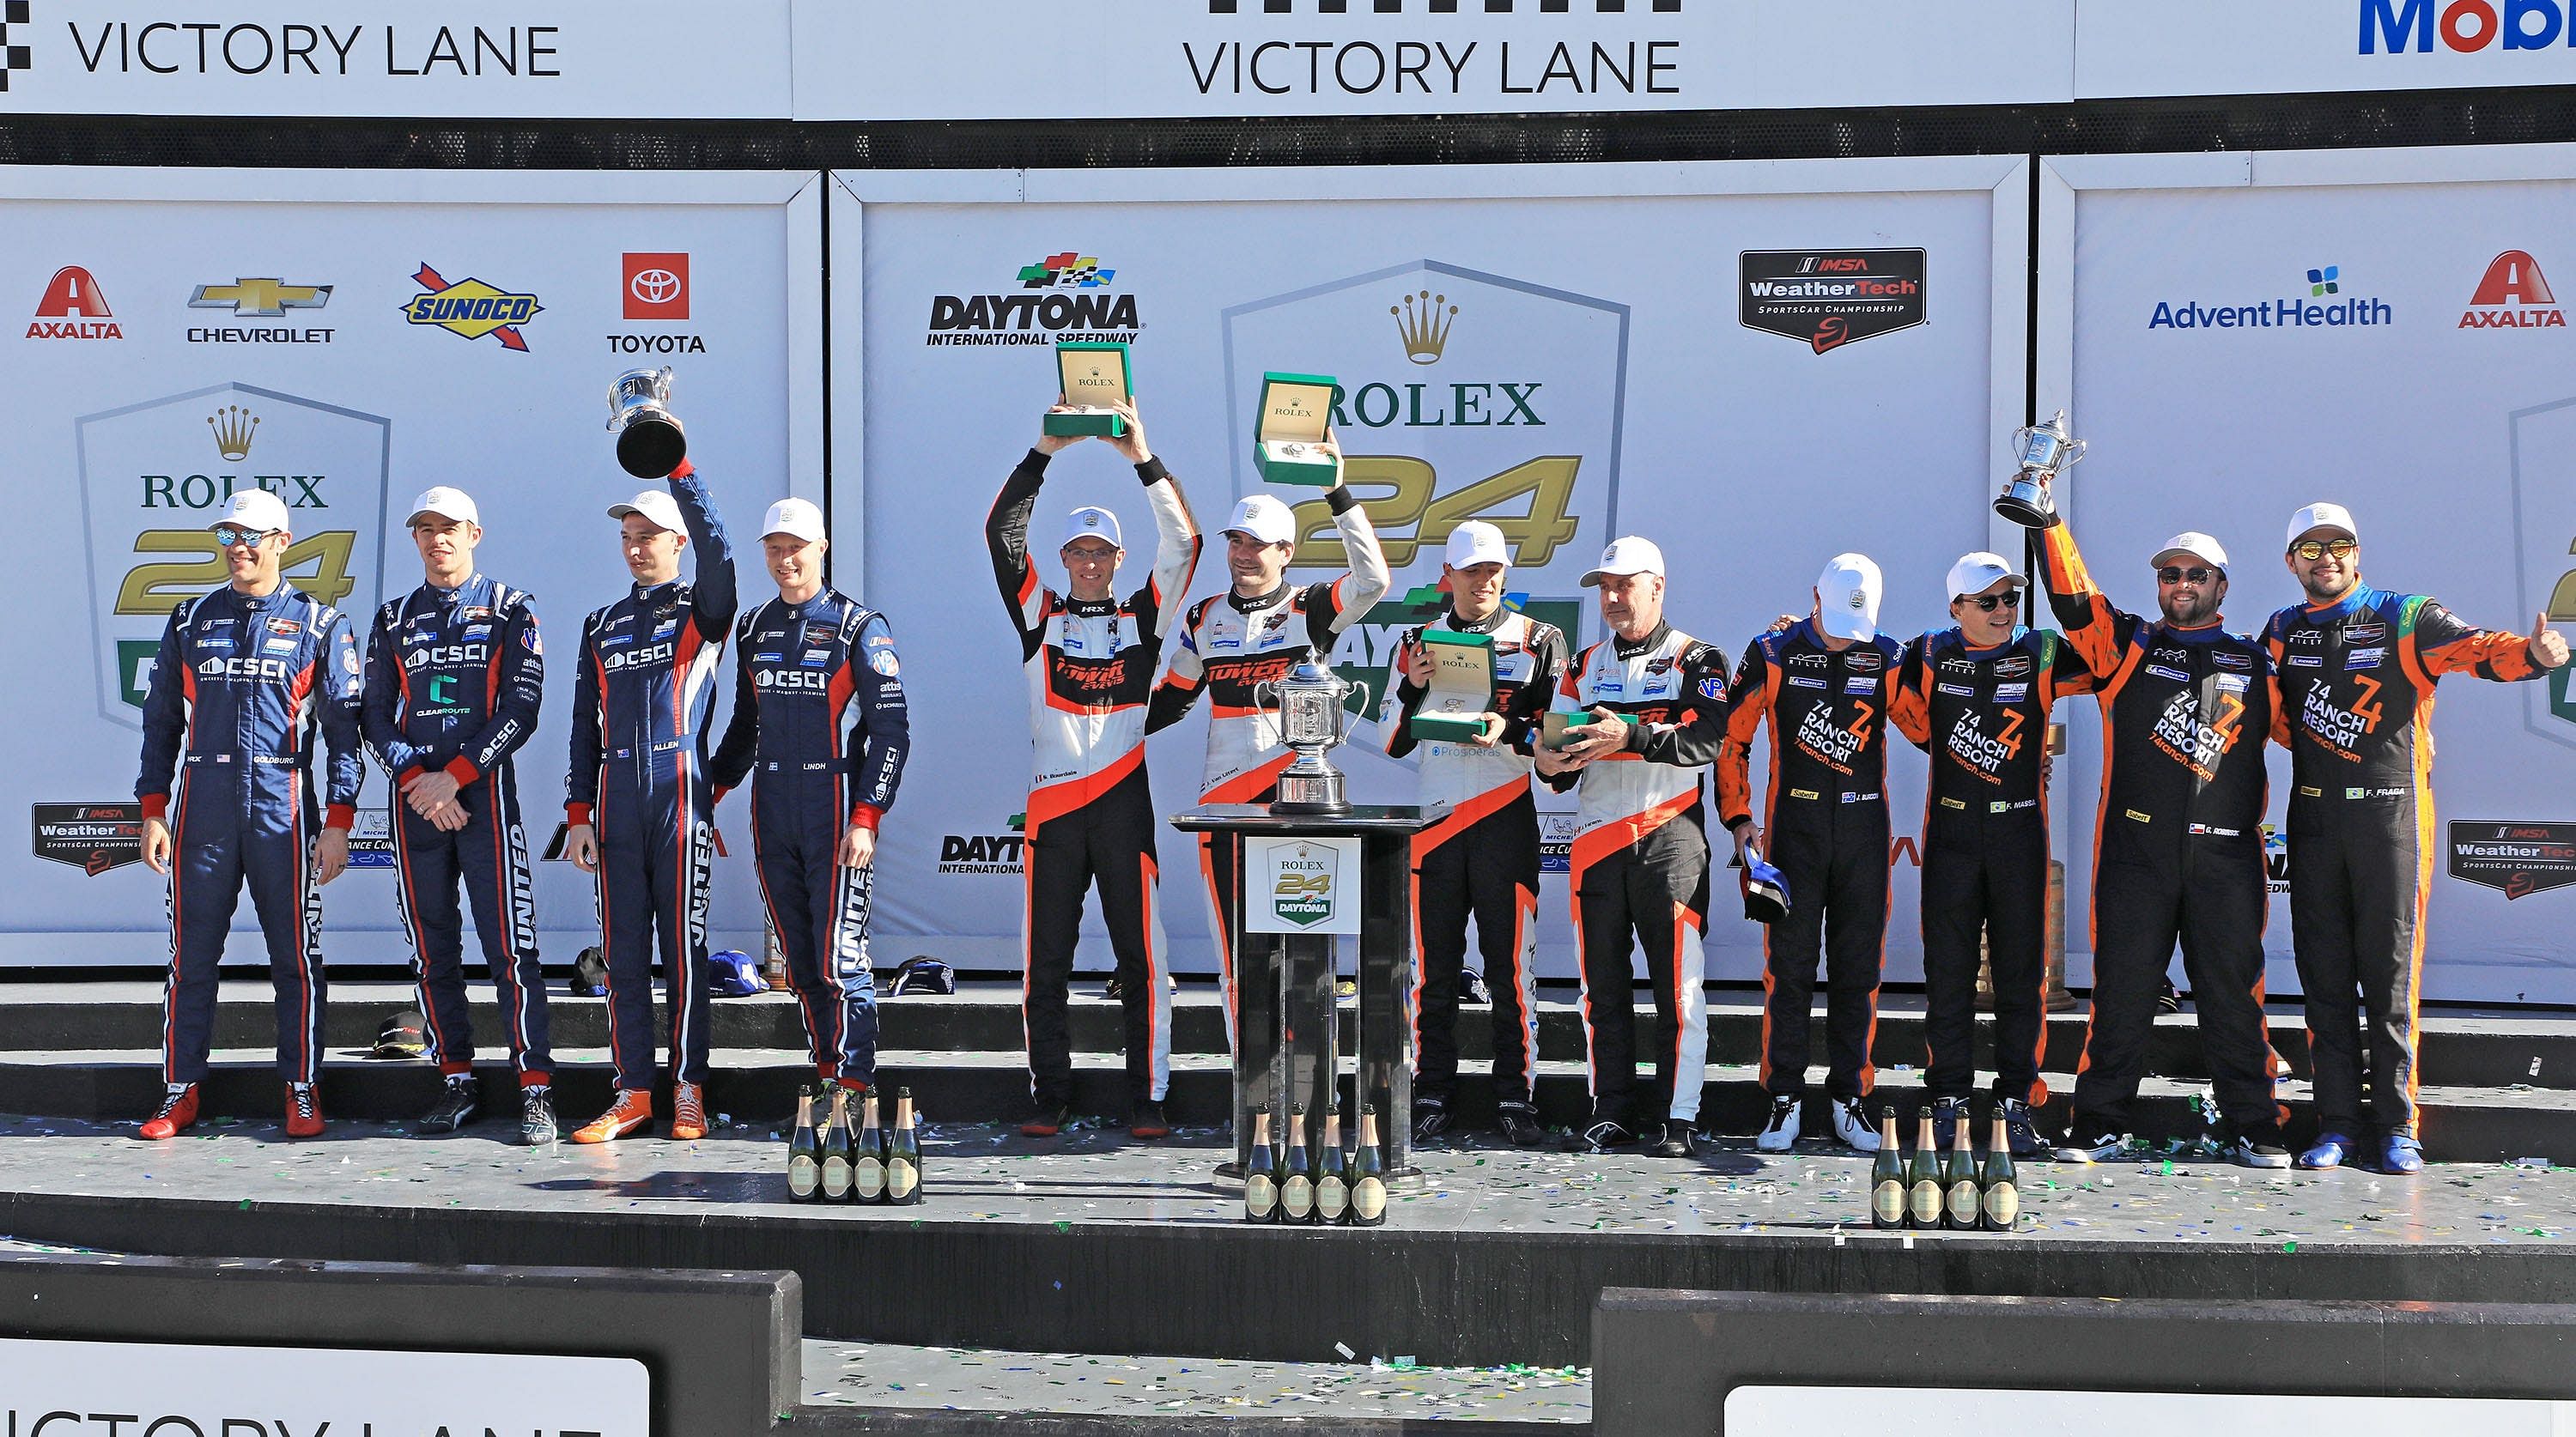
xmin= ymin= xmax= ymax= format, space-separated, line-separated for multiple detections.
xmin=189 ymin=278 xmax=332 ymax=318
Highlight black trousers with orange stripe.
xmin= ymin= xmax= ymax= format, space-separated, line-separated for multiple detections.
xmin=1920 ymin=808 xmax=2046 ymax=1105
xmin=1759 ymin=797 xmax=1888 ymax=1102
xmin=2287 ymin=791 xmax=2427 ymax=1137
xmin=1574 ymin=816 xmax=1711 ymax=1126
xmin=1025 ymin=764 xmax=1172 ymax=1108
xmin=1412 ymin=789 xmax=1541 ymax=1107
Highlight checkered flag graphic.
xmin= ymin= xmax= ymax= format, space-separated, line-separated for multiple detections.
xmin=0 ymin=2 xmax=29 ymax=94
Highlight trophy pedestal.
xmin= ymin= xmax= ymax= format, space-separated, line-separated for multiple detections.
xmin=1270 ymin=765 xmax=1347 ymax=816
xmin=1042 ymin=407 xmax=1127 ymax=439
xmin=1171 ymin=803 xmax=1449 ymax=1188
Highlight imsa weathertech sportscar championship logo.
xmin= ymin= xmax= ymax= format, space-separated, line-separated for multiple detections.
xmin=1740 ymin=249 xmax=1927 ymax=355
xmin=402 ymin=262 xmax=542 ymax=350
xmin=2449 ymin=821 xmax=2576 ymax=900
xmin=30 ymin=802 xmax=143 ymax=876
xmin=75 ymin=382 xmax=389 ymax=728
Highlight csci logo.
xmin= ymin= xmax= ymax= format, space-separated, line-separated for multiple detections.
xmin=755 ymin=666 xmax=831 ymax=692
xmin=2362 ymin=0 xmax=2576 ymax=52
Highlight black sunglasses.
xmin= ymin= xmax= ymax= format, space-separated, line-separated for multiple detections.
xmin=1959 ymin=593 xmax=2014 ymax=612
xmin=2158 ymin=566 xmax=2221 ymax=585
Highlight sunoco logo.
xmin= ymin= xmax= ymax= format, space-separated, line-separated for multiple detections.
xmin=925 ymin=253 xmax=1140 ymax=349
xmin=403 ymin=262 xmax=540 ymax=350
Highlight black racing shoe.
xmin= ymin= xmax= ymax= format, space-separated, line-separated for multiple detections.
xmin=1020 ymin=1103 xmax=1071 ymax=1138
xmin=1413 ymin=1095 xmax=1453 ymax=1143
xmin=1561 ymin=1117 xmax=1638 ymax=1153
xmin=2229 ymin=1121 xmax=2293 ymax=1170
xmin=519 ymin=1087 xmax=558 ymax=1148
xmin=2053 ymin=1127 xmax=2129 ymax=1164
xmin=1496 ymin=1101 xmax=1545 ymax=1148
xmin=1998 ymin=1098 xmax=2046 ymax=1158
xmin=417 ymin=1076 xmax=479 ymax=1134
xmin=1647 ymin=1119 xmax=1698 ymax=1159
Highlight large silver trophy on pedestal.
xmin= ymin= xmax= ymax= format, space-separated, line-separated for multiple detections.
xmin=1995 ymin=409 xmax=2085 ymax=529
xmin=1253 ymin=654 xmax=1357 ymax=816
xmin=606 ymin=366 xmax=686 ymax=479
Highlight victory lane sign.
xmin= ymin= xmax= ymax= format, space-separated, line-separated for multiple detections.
xmin=1182 ymin=3 xmax=1683 ymax=102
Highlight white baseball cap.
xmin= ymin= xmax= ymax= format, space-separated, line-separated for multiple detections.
xmin=1223 ymin=494 xmax=1297 ymax=547
xmin=1061 ymin=506 xmax=1123 ymax=551
xmin=2284 ymin=501 xmax=2358 ymax=549
xmin=1946 ymin=551 xmax=2027 ymax=602
xmin=2152 ymin=532 xmax=2231 ymax=571
xmin=760 ymin=497 xmax=826 ymax=543
xmin=1445 ymin=520 xmax=1509 ymax=570
xmin=608 ymin=489 xmax=686 ymax=534
xmin=1816 ymin=553 xmax=1883 ymax=641
xmin=406 ymin=486 xmax=480 ymax=528
xmin=214 ymin=487 xmax=292 ymax=537
xmin=1579 ymin=536 xmax=1664 ymax=587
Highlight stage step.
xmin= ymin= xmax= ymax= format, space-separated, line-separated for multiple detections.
xmin=4 ymin=979 xmax=2571 ymax=1089
xmin=3 ymin=1046 xmax=2568 ymax=1163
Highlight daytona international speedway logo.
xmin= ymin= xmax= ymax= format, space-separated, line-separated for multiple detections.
xmin=401 ymin=263 xmax=542 ymax=351
xmin=1019 ymin=252 xmax=1116 ymax=289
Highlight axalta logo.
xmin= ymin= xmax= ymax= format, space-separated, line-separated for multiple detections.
xmin=2461 ymin=250 xmax=2566 ymax=330
xmin=2362 ymin=0 xmax=2576 ymax=52
xmin=2148 ymin=264 xmax=2394 ymax=331
xmin=926 ymin=254 xmax=1140 ymax=349
xmin=28 ymin=265 xmax=120 ymax=340
xmin=402 ymin=262 xmax=540 ymax=350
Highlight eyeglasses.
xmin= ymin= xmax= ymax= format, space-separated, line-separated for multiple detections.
xmin=2290 ymin=538 xmax=2358 ymax=561
xmin=213 ymin=526 xmax=280 ymax=549
xmin=1060 ymin=546 xmax=1120 ymax=563
xmin=2158 ymin=566 xmax=2220 ymax=585
xmin=1959 ymin=593 xmax=2014 ymax=612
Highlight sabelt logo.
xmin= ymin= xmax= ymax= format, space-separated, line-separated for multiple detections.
xmin=2362 ymin=0 xmax=2576 ymax=53
xmin=402 ymin=262 xmax=540 ymax=350
xmin=76 ymin=382 xmax=387 ymax=727
xmin=27 ymin=264 xmax=120 ymax=340
xmin=925 ymin=252 xmax=1139 ymax=349
xmin=2461 ymin=249 xmax=2567 ymax=329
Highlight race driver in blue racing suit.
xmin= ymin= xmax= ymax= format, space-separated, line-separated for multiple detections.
xmin=563 ymin=459 xmax=736 ymax=1144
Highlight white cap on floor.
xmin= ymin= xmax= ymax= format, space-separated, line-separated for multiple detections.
xmin=1815 ymin=553 xmax=1882 ymax=640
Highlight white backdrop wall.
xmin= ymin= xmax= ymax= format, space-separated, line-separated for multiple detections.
xmin=2040 ymin=144 xmax=2576 ymax=1004
xmin=0 ymin=167 xmax=823 ymax=966
xmin=834 ymin=158 xmax=2032 ymax=983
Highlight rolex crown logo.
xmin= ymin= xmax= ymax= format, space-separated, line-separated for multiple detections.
xmin=207 ymin=404 xmax=259 ymax=463
xmin=1392 ymin=289 xmax=1458 ymax=366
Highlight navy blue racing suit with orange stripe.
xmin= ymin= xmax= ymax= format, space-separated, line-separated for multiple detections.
xmin=1717 ymin=620 xmax=1902 ymax=1104
xmin=1144 ymin=489 xmax=1387 ymax=1052
xmin=2263 ymin=585 xmax=2541 ymax=1138
xmin=1889 ymin=626 xmax=2093 ymax=1107
xmin=1544 ymin=622 xmax=1729 ymax=1127
xmin=566 ymin=461 xmax=735 ymax=1093
xmin=2039 ymin=524 xmax=2281 ymax=1135
xmin=987 ymin=447 xmax=1199 ymax=1109
xmin=1382 ymin=606 xmax=1570 ymax=1109
xmin=361 ymin=573 xmax=551 ymax=1088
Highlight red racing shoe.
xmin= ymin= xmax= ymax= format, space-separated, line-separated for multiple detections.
xmin=668 ymin=1082 xmax=709 ymax=1142
xmin=572 ymin=1088 xmax=654 ymax=1144
xmin=137 ymin=1084 xmax=200 ymax=1141
xmin=284 ymin=1082 xmax=325 ymax=1139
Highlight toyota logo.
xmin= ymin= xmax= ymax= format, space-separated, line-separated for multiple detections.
xmin=630 ymin=268 xmax=683 ymax=306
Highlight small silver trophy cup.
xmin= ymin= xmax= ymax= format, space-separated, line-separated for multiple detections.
xmin=1254 ymin=653 xmax=1357 ymax=816
xmin=606 ymin=366 xmax=686 ymax=479
xmin=1996 ymin=409 xmax=2086 ymax=530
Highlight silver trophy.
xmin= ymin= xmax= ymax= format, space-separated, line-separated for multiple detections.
xmin=1996 ymin=409 xmax=2086 ymax=530
xmin=1253 ymin=653 xmax=1357 ymax=816
xmin=606 ymin=366 xmax=686 ymax=479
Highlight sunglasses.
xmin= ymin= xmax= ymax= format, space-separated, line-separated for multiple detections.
xmin=2158 ymin=566 xmax=2221 ymax=585
xmin=1959 ymin=593 xmax=2014 ymax=612
xmin=213 ymin=525 xmax=280 ymax=549
xmin=2290 ymin=538 xmax=2358 ymax=561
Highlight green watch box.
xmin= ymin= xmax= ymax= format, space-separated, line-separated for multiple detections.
xmin=1044 ymin=341 xmax=1131 ymax=438
xmin=1410 ymin=628 xmax=1498 ymax=742
xmin=1252 ymin=371 xmax=1339 ymax=486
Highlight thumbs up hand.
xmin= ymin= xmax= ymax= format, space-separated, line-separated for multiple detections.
xmin=2531 ymin=611 xmax=2570 ymax=670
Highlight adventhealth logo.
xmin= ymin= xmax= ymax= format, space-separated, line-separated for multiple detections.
xmin=2148 ymin=264 xmax=2395 ymax=331
xmin=2362 ymin=0 xmax=2576 ymax=52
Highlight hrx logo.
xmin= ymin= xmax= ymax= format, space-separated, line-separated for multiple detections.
xmin=2461 ymin=250 xmax=2566 ymax=330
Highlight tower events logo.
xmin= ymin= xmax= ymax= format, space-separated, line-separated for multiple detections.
xmin=924 ymin=253 xmax=1140 ymax=349
xmin=1739 ymin=250 xmax=1927 ymax=355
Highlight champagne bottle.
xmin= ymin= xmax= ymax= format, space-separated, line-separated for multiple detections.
xmin=1981 ymin=1113 xmax=2020 ymax=1233
xmin=887 ymin=1087 xmax=923 ymax=1205
xmin=1907 ymin=1110 xmax=1943 ymax=1230
xmin=1944 ymin=1111 xmax=1982 ymax=1231
xmin=1243 ymin=1108 xmax=1279 ymax=1223
xmin=1351 ymin=1105 xmax=1388 ymax=1227
xmin=1316 ymin=1108 xmax=1351 ymax=1224
xmin=853 ymin=1091 xmax=886 ymax=1204
xmin=1281 ymin=1105 xmax=1315 ymax=1223
xmin=820 ymin=1087 xmax=854 ymax=1203
xmin=1869 ymin=1113 xmax=1905 ymax=1229
xmin=786 ymin=1086 xmax=820 ymax=1204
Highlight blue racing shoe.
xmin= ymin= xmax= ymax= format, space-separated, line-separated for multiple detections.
xmin=2297 ymin=1131 xmax=2357 ymax=1170
xmin=2375 ymin=1132 xmax=2424 ymax=1175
